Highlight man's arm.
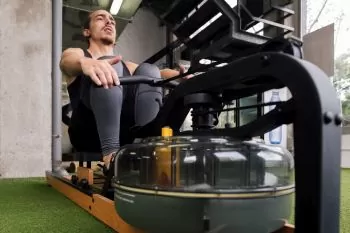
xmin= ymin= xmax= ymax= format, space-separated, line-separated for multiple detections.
xmin=60 ymin=48 xmax=122 ymax=88
xmin=160 ymin=68 xmax=182 ymax=80
xmin=124 ymin=61 xmax=181 ymax=79
xmin=60 ymin=48 xmax=85 ymax=84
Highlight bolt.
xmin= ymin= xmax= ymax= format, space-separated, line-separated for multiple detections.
xmin=335 ymin=114 xmax=343 ymax=126
xmin=261 ymin=55 xmax=269 ymax=61
xmin=324 ymin=112 xmax=333 ymax=124
xmin=261 ymin=55 xmax=270 ymax=66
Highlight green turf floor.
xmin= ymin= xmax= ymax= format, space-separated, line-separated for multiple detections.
xmin=0 ymin=170 xmax=350 ymax=233
xmin=0 ymin=178 xmax=114 ymax=233
xmin=340 ymin=169 xmax=350 ymax=233
xmin=286 ymin=169 xmax=350 ymax=233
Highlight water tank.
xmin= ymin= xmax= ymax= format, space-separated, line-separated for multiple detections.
xmin=113 ymin=135 xmax=294 ymax=233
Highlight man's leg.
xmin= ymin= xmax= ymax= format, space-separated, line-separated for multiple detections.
xmin=85 ymin=84 xmax=123 ymax=168
xmin=133 ymin=63 xmax=163 ymax=126
xmin=79 ymin=63 xmax=162 ymax=169
xmin=119 ymin=63 xmax=164 ymax=148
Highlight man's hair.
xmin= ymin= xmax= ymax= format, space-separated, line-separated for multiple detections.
xmin=81 ymin=9 xmax=118 ymax=45
xmin=82 ymin=11 xmax=94 ymax=30
xmin=81 ymin=11 xmax=94 ymax=45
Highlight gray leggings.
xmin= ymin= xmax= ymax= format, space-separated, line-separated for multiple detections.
xmin=71 ymin=63 xmax=163 ymax=156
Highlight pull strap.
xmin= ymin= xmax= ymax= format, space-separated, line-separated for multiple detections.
xmin=121 ymin=61 xmax=131 ymax=77
xmin=83 ymin=49 xmax=93 ymax=58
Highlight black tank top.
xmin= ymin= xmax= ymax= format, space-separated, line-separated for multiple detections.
xmin=67 ymin=49 xmax=131 ymax=111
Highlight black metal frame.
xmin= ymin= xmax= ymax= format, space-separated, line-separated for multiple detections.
xmin=143 ymin=0 xmax=295 ymax=64
xmin=60 ymin=1 xmax=341 ymax=232
xmin=141 ymin=0 xmax=297 ymax=133
xmin=120 ymin=51 xmax=341 ymax=233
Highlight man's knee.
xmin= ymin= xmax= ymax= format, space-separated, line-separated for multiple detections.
xmin=134 ymin=63 xmax=161 ymax=79
xmin=132 ymin=64 xmax=163 ymax=125
xmin=89 ymin=85 xmax=123 ymax=108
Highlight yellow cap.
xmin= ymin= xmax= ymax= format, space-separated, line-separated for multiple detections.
xmin=162 ymin=127 xmax=173 ymax=137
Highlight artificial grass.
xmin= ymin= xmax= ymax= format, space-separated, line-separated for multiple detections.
xmin=282 ymin=169 xmax=350 ymax=233
xmin=0 ymin=178 xmax=114 ymax=233
xmin=340 ymin=169 xmax=350 ymax=233
xmin=0 ymin=170 xmax=350 ymax=233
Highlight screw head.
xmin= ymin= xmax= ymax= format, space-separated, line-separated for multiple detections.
xmin=261 ymin=55 xmax=270 ymax=66
xmin=335 ymin=114 xmax=343 ymax=126
xmin=261 ymin=55 xmax=269 ymax=61
xmin=324 ymin=112 xmax=333 ymax=124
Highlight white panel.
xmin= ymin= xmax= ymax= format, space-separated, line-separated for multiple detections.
xmin=303 ymin=23 xmax=335 ymax=77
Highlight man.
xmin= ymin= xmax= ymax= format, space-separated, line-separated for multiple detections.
xmin=60 ymin=9 xmax=188 ymax=172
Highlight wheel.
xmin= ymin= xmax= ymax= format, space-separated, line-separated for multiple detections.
xmin=66 ymin=162 xmax=76 ymax=173
xmin=71 ymin=175 xmax=78 ymax=185
xmin=79 ymin=178 xmax=89 ymax=189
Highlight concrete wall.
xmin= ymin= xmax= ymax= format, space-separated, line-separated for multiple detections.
xmin=115 ymin=8 xmax=166 ymax=65
xmin=0 ymin=0 xmax=52 ymax=178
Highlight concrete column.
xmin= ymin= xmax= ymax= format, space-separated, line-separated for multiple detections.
xmin=0 ymin=0 xmax=52 ymax=178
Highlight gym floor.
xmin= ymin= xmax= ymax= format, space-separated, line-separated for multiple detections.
xmin=0 ymin=170 xmax=350 ymax=233
xmin=0 ymin=178 xmax=114 ymax=233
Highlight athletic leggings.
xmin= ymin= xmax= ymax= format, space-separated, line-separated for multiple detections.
xmin=68 ymin=62 xmax=163 ymax=156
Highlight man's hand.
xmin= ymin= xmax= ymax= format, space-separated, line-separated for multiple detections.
xmin=159 ymin=64 xmax=194 ymax=81
xmin=80 ymin=55 xmax=122 ymax=89
xmin=177 ymin=64 xmax=194 ymax=80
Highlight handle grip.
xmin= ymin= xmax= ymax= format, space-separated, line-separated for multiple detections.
xmin=118 ymin=75 xmax=178 ymax=88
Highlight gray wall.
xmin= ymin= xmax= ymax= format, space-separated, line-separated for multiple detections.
xmin=0 ymin=0 xmax=52 ymax=178
xmin=115 ymin=8 xmax=166 ymax=64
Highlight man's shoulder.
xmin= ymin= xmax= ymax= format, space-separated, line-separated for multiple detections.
xmin=62 ymin=47 xmax=85 ymax=56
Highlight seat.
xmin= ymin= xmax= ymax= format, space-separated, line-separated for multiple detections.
xmin=62 ymin=103 xmax=101 ymax=168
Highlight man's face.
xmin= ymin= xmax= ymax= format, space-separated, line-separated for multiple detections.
xmin=85 ymin=10 xmax=117 ymax=45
